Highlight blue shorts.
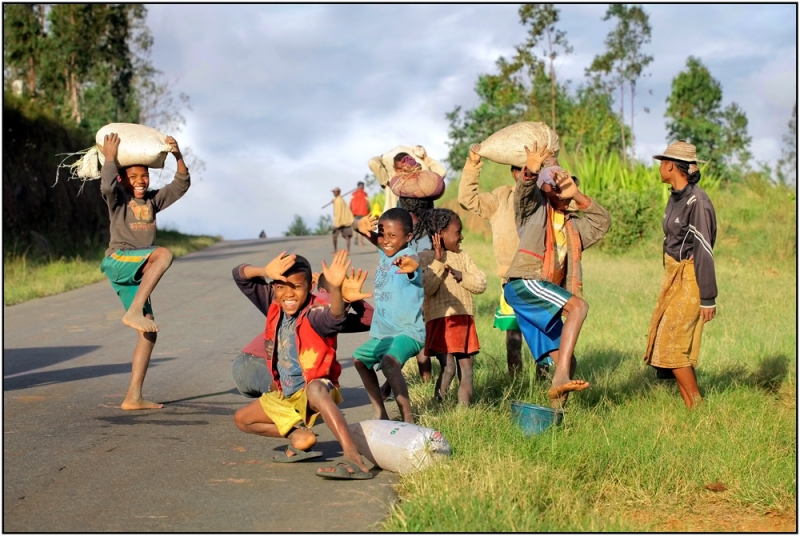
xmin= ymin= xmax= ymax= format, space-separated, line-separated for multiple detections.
xmin=504 ymin=279 xmax=573 ymax=364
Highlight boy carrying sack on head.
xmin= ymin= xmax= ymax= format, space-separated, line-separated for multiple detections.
xmin=232 ymin=250 xmax=374 ymax=480
xmin=504 ymin=142 xmax=611 ymax=409
xmin=353 ymin=208 xmax=425 ymax=424
xmin=418 ymin=208 xmax=486 ymax=406
xmin=98 ymin=132 xmax=190 ymax=410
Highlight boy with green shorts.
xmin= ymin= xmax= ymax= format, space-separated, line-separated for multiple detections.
xmin=98 ymin=132 xmax=190 ymax=410
xmin=353 ymin=208 xmax=425 ymax=424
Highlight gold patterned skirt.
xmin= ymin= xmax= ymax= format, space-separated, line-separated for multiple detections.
xmin=644 ymin=255 xmax=705 ymax=369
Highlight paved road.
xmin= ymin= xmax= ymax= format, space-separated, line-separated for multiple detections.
xmin=3 ymin=236 xmax=399 ymax=532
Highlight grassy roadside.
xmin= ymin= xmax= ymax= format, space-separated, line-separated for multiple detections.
xmin=381 ymin=179 xmax=796 ymax=531
xmin=3 ymin=229 xmax=220 ymax=306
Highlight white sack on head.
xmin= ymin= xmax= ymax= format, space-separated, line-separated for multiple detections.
xmin=347 ymin=420 xmax=451 ymax=474
xmin=471 ymin=122 xmax=560 ymax=169
xmin=61 ymin=123 xmax=173 ymax=181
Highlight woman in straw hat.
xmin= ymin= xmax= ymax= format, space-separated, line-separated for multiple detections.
xmin=644 ymin=140 xmax=717 ymax=409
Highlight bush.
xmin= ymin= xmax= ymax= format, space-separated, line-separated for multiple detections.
xmin=593 ymin=188 xmax=660 ymax=254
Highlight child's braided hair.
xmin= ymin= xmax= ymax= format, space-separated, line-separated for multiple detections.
xmin=420 ymin=207 xmax=459 ymax=242
xmin=398 ymin=197 xmax=435 ymax=242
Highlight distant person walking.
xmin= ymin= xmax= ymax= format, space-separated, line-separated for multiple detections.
xmin=350 ymin=181 xmax=370 ymax=246
xmin=331 ymin=187 xmax=354 ymax=253
xmin=259 ymin=230 xmax=267 ymax=239
xmin=644 ymin=141 xmax=717 ymax=409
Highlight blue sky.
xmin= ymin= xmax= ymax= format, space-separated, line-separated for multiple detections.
xmin=144 ymin=3 xmax=797 ymax=240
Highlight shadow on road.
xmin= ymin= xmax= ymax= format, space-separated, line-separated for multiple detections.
xmin=3 ymin=357 xmax=175 ymax=391
xmin=3 ymin=345 xmax=102 ymax=376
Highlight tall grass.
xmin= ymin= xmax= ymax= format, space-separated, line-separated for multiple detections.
xmin=382 ymin=176 xmax=796 ymax=531
xmin=3 ymin=229 xmax=220 ymax=305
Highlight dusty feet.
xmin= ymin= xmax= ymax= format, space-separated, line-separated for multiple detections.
xmin=120 ymin=397 xmax=164 ymax=410
xmin=547 ymin=379 xmax=590 ymax=409
xmin=122 ymin=311 xmax=158 ymax=332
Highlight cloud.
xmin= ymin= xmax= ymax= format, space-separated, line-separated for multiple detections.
xmin=144 ymin=4 xmax=796 ymax=239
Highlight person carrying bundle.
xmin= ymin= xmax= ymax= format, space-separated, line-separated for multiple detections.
xmin=503 ymin=143 xmax=611 ymax=410
xmin=97 ymin=131 xmax=190 ymax=410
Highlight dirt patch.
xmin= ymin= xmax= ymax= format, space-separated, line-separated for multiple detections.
xmin=628 ymin=501 xmax=796 ymax=532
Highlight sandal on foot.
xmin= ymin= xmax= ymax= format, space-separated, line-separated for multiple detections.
xmin=315 ymin=461 xmax=374 ymax=480
xmin=272 ymin=445 xmax=323 ymax=463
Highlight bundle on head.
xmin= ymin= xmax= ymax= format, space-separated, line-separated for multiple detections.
xmin=389 ymin=154 xmax=445 ymax=200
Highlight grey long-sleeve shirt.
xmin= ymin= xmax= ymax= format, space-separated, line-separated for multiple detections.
xmin=100 ymin=161 xmax=191 ymax=257
xmin=662 ymin=183 xmax=718 ymax=307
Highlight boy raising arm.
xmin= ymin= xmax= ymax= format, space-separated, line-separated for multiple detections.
xmin=98 ymin=132 xmax=190 ymax=410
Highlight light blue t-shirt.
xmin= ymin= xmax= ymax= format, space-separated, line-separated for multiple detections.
xmin=371 ymin=246 xmax=425 ymax=343
xmin=276 ymin=314 xmax=304 ymax=397
xmin=409 ymin=234 xmax=432 ymax=253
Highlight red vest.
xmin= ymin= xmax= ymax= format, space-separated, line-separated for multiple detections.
xmin=264 ymin=295 xmax=341 ymax=394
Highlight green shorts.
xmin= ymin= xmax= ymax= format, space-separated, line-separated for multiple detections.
xmin=100 ymin=248 xmax=156 ymax=316
xmin=353 ymin=335 xmax=423 ymax=370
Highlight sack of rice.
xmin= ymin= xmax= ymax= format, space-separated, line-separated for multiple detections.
xmin=471 ymin=122 xmax=560 ymax=169
xmin=65 ymin=123 xmax=173 ymax=181
xmin=389 ymin=169 xmax=445 ymax=199
xmin=347 ymin=420 xmax=451 ymax=474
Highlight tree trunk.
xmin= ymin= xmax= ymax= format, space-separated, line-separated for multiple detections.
xmin=619 ymin=82 xmax=627 ymax=166
xmin=27 ymin=55 xmax=36 ymax=95
xmin=630 ymin=81 xmax=636 ymax=155
xmin=548 ymin=29 xmax=556 ymax=129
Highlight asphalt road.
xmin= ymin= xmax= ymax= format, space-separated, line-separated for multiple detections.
xmin=3 ymin=236 xmax=400 ymax=532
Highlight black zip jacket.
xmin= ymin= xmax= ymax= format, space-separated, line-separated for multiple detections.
xmin=662 ymin=183 xmax=717 ymax=307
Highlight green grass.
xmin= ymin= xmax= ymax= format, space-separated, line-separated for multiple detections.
xmin=3 ymin=229 xmax=220 ymax=305
xmin=382 ymin=180 xmax=797 ymax=531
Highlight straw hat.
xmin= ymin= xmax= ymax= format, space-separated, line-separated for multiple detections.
xmin=653 ymin=140 xmax=705 ymax=163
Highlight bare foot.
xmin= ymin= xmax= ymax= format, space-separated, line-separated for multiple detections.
xmin=547 ymin=379 xmax=590 ymax=409
xmin=121 ymin=398 xmax=164 ymax=410
xmin=122 ymin=311 xmax=158 ymax=332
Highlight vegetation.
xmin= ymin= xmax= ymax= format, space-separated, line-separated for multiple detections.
xmin=3 ymin=228 xmax=220 ymax=306
xmin=383 ymin=180 xmax=796 ymax=532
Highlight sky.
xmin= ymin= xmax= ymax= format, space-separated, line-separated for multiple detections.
xmin=144 ymin=3 xmax=797 ymax=240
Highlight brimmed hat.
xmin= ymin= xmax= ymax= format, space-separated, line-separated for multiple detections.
xmin=653 ymin=140 xmax=705 ymax=163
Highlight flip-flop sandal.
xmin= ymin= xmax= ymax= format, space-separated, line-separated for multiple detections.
xmin=315 ymin=461 xmax=374 ymax=480
xmin=272 ymin=445 xmax=323 ymax=463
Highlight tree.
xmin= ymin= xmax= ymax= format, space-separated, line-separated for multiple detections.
xmin=284 ymin=215 xmax=311 ymax=236
xmin=3 ymin=4 xmax=43 ymax=96
xmin=313 ymin=214 xmax=333 ymax=236
xmin=586 ymin=4 xmax=653 ymax=163
xmin=665 ymin=56 xmax=751 ymax=174
xmin=777 ymin=103 xmax=797 ymax=186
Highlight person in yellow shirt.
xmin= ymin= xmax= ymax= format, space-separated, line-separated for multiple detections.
xmin=331 ymin=187 xmax=355 ymax=253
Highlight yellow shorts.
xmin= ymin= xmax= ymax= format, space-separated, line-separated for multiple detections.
xmin=258 ymin=378 xmax=342 ymax=437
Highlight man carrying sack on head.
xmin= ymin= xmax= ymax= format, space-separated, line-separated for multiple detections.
xmin=331 ymin=187 xmax=355 ymax=254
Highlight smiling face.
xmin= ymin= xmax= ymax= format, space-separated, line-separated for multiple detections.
xmin=121 ymin=166 xmax=150 ymax=199
xmin=272 ymin=272 xmax=310 ymax=316
xmin=377 ymin=218 xmax=412 ymax=257
xmin=439 ymin=214 xmax=463 ymax=253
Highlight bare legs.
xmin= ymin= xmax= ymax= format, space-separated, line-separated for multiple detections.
xmin=121 ymin=247 xmax=173 ymax=333
xmin=120 ymin=326 xmax=163 ymax=410
xmin=506 ymin=330 xmax=523 ymax=377
xmin=233 ymin=380 xmax=370 ymax=472
xmin=672 ymin=366 xmax=702 ymax=408
xmin=545 ymin=296 xmax=591 ymax=409
xmin=354 ymin=356 xmax=414 ymax=423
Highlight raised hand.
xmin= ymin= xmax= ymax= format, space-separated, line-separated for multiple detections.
xmin=524 ymin=141 xmax=554 ymax=174
xmin=312 ymin=271 xmax=321 ymax=289
xmin=166 ymin=136 xmax=183 ymax=159
xmin=342 ymin=267 xmax=372 ymax=302
xmin=432 ymin=232 xmax=444 ymax=261
xmin=321 ymin=250 xmax=351 ymax=289
xmin=99 ymin=133 xmax=120 ymax=163
xmin=265 ymin=251 xmax=296 ymax=282
xmin=358 ymin=214 xmax=378 ymax=236
xmin=466 ymin=149 xmax=482 ymax=167
xmin=554 ymin=169 xmax=579 ymax=200
xmin=393 ymin=254 xmax=419 ymax=274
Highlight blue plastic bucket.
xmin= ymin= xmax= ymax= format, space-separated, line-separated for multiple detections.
xmin=510 ymin=401 xmax=563 ymax=435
